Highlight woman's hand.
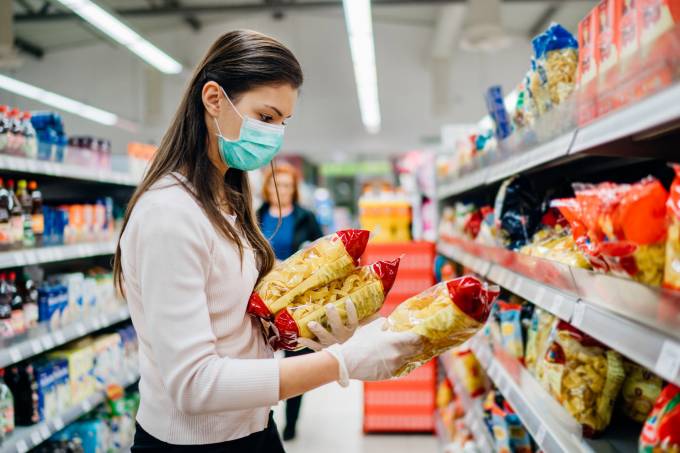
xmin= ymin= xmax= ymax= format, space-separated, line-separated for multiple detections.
xmin=297 ymin=301 xmax=359 ymax=351
xmin=325 ymin=317 xmax=422 ymax=383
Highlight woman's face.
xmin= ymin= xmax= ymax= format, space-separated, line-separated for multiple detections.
xmin=203 ymin=82 xmax=298 ymax=172
xmin=267 ymin=172 xmax=295 ymax=209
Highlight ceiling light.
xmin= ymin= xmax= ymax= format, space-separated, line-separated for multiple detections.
xmin=343 ymin=0 xmax=381 ymax=134
xmin=0 ymin=73 xmax=119 ymax=125
xmin=55 ymin=0 xmax=182 ymax=74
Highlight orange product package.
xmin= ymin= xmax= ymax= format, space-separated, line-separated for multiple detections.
xmin=639 ymin=0 xmax=680 ymax=47
xmin=272 ymin=259 xmax=399 ymax=350
xmin=247 ymin=229 xmax=369 ymax=320
xmin=665 ymin=164 xmax=680 ymax=290
xmin=597 ymin=0 xmax=622 ymax=75
xmin=387 ymin=275 xmax=500 ymax=376
xmin=579 ymin=8 xmax=599 ymax=85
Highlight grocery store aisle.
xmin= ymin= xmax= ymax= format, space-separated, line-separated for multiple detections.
xmin=273 ymin=380 xmax=438 ymax=453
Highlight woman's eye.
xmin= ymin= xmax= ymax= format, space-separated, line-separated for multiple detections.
xmin=260 ymin=114 xmax=273 ymax=123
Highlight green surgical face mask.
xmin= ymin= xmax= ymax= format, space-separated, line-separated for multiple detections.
xmin=214 ymin=86 xmax=285 ymax=171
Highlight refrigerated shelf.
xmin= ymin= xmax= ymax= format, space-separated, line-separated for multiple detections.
xmin=437 ymin=238 xmax=680 ymax=386
xmin=0 ymin=305 xmax=130 ymax=368
xmin=0 ymin=370 xmax=140 ymax=453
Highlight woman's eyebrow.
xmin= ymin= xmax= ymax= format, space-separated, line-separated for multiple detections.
xmin=265 ymin=104 xmax=292 ymax=119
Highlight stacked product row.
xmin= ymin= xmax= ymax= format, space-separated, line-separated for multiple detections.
xmin=0 ymin=265 xmax=119 ymax=340
xmin=0 ymin=324 xmax=138 ymax=442
xmin=0 ymin=176 xmax=118 ymax=250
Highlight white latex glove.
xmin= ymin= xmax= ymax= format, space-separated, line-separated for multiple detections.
xmin=325 ymin=317 xmax=422 ymax=385
xmin=297 ymin=300 xmax=359 ymax=351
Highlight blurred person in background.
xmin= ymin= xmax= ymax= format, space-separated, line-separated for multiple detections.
xmin=257 ymin=162 xmax=323 ymax=441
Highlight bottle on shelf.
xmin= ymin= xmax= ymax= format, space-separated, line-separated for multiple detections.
xmin=0 ymin=179 xmax=11 ymax=251
xmin=7 ymin=180 xmax=24 ymax=248
xmin=8 ymin=272 xmax=25 ymax=336
xmin=17 ymin=180 xmax=35 ymax=248
xmin=7 ymin=109 xmax=25 ymax=156
xmin=29 ymin=181 xmax=44 ymax=247
xmin=22 ymin=272 xmax=39 ymax=329
xmin=0 ymin=105 xmax=10 ymax=154
xmin=0 ymin=274 xmax=13 ymax=338
xmin=0 ymin=368 xmax=14 ymax=441
xmin=21 ymin=112 xmax=37 ymax=160
xmin=5 ymin=363 xmax=40 ymax=425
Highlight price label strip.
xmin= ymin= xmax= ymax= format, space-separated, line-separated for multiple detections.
xmin=656 ymin=340 xmax=680 ymax=383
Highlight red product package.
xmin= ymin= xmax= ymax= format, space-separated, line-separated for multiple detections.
xmin=579 ymin=8 xmax=600 ymax=85
xmin=597 ymin=0 xmax=622 ymax=75
xmin=273 ymin=259 xmax=399 ymax=350
xmin=620 ymin=0 xmax=642 ymax=61
xmin=639 ymin=384 xmax=680 ymax=452
xmin=248 ymin=229 xmax=370 ymax=319
xmin=639 ymin=0 xmax=680 ymax=47
xmin=664 ymin=164 xmax=680 ymax=289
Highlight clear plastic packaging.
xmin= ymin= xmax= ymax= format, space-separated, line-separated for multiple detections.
xmin=387 ymin=275 xmax=499 ymax=376
xmin=540 ymin=321 xmax=625 ymax=437
xmin=248 ymin=229 xmax=369 ymax=319
xmin=273 ymin=259 xmax=399 ymax=350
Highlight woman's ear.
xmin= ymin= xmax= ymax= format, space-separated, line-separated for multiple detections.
xmin=202 ymin=81 xmax=221 ymax=117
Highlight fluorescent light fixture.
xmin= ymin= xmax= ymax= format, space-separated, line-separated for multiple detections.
xmin=0 ymin=74 xmax=119 ymax=125
xmin=343 ymin=0 xmax=381 ymax=134
xmin=55 ymin=0 xmax=182 ymax=74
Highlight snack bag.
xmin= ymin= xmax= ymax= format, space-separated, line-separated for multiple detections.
xmin=621 ymin=360 xmax=664 ymax=423
xmin=491 ymin=403 xmax=512 ymax=453
xmin=640 ymin=384 xmax=680 ymax=453
xmin=528 ymin=308 xmax=558 ymax=378
xmin=494 ymin=176 xmax=543 ymax=250
xmin=387 ymin=275 xmax=500 ymax=376
xmin=498 ymin=301 xmax=525 ymax=362
xmin=530 ymin=23 xmax=579 ymax=115
xmin=664 ymin=164 xmax=680 ymax=290
xmin=436 ymin=378 xmax=454 ymax=409
xmin=452 ymin=348 xmax=486 ymax=398
xmin=506 ymin=407 xmax=533 ymax=453
xmin=273 ymin=259 xmax=399 ymax=350
xmin=541 ymin=321 xmax=625 ymax=437
xmin=248 ymin=229 xmax=369 ymax=319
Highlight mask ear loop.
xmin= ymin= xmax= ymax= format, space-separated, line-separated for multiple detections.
xmin=214 ymin=86 xmax=243 ymax=139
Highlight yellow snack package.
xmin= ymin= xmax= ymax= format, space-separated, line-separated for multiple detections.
xmin=525 ymin=307 xmax=557 ymax=377
xmin=621 ymin=360 xmax=663 ymax=423
xmin=541 ymin=321 xmax=625 ymax=437
xmin=248 ymin=229 xmax=369 ymax=319
xmin=387 ymin=276 xmax=500 ymax=376
xmin=273 ymin=259 xmax=399 ymax=350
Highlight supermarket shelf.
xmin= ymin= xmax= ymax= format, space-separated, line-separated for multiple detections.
xmin=437 ymin=82 xmax=680 ymax=199
xmin=0 ymin=305 xmax=130 ymax=368
xmin=0 ymin=371 xmax=140 ymax=453
xmin=438 ymin=238 xmax=680 ymax=386
xmin=0 ymin=155 xmax=139 ymax=187
xmin=0 ymin=241 xmax=116 ymax=269
xmin=438 ymin=354 xmax=494 ymax=452
xmin=570 ymin=82 xmax=680 ymax=153
xmin=469 ymin=335 xmax=586 ymax=453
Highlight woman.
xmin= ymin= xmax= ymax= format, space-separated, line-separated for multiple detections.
xmin=115 ymin=30 xmax=420 ymax=452
xmin=257 ymin=163 xmax=322 ymax=441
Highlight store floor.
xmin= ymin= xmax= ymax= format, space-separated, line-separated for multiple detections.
xmin=273 ymin=380 xmax=438 ymax=453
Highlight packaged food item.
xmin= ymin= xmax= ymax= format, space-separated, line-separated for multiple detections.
xmin=436 ymin=378 xmax=454 ymax=409
xmin=387 ymin=276 xmax=500 ymax=376
xmin=639 ymin=0 xmax=680 ymax=47
xmin=541 ymin=321 xmax=625 ymax=436
xmin=273 ymin=259 xmax=399 ymax=350
xmin=525 ymin=307 xmax=557 ymax=376
xmin=506 ymin=406 xmax=533 ymax=453
xmin=491 ymin=403 xmax=512 ymax=453
xmin=497 ymin=301 xmax=525 ymax=362
xmin=530 ymin=23 xmax=579 ymax=115
xmin=485 ymin=85 xmax=513 ymax=140
xmin=621 ymin=360 xmax=664 ymax=423
xmin=452 ymin=349 xmax=486 ymax=398
xmin=494 ymin=176 xmax=543 ymax=250
xmin=520 ymin=226 xmax=591 ymax=269
xmin=248 ymin=229 xmax=369 ymax=319
xmin=665 ymin=164 xmax=680 ymax=290
xmin=0 ymin=369 xmax=14 ymax=439
xmin=578 ymin=8 xmax=599 ymax=85
xmin=597 ymin=0 xmax=622 ymax=75
xmin=639 ymin=384 xmax=680 ymax=453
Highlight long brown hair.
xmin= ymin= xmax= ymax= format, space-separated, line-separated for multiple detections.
xmin=113 ymin=30 xmax=303 ymax=296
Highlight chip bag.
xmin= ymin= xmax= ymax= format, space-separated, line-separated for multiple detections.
xmin=387 ymin=275 xmax=500 ymax=376
xmin=273 ymin=259 xmax=399 ymax=350
xmin=664 ymin=164 xmax=680 ymax=290
xmin=541 ymin=321 xmax=625 ymax=437
xmin=640 ymin=384 xmax=680 ymax=453
xmin=248 ymin=229 xmax=370 ymax=319
xmin=621 ymin=361 xmax=664 ymax=423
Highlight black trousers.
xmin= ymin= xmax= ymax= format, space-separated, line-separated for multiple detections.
xmin=131 ymin=412 xmax=285 ymax=453
xmin=283 ymin=348 xmax=311 ymax=430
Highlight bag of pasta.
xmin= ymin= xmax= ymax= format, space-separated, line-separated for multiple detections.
xmin=273 ymin=259 xmax=399 ymax=350
xmin=541 ymin=321 xmax=625 ymax=437
xmin=639 ymin=384 xmax=680 ymax=453
xmin=665 ymin=164 xmax=680 ymax=290
xmin=387 ymin=275 xmax=500 ymax=376
xmin=529 ymin=23 xmax=578 ymax=116
xmin=248 ymin=229 xmax=370 ymax=319
xmin=620 ymin=360 xmax=663 ymax=423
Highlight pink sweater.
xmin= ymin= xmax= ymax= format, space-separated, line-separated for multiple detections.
xmin=119 ymin=174 xmax=279 ymax=444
